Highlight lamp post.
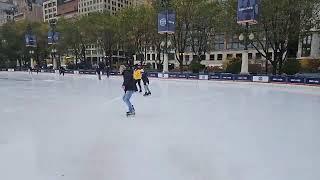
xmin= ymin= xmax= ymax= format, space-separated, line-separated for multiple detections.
xmin=51 ymin=48 xmax=57 ymax=69
xmin=49 ymin=19 xmax=57 ymax=69
xmin=239 ymin=23 xmax=254 ymax=74
xmin=29 ymin=50 xmax=34 ymax=68
xmin=160 ymin=40 xmax=171 ymax=72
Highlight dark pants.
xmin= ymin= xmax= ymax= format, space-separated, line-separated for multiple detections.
xmin=136 ymin=79 xmax=142 ymax=92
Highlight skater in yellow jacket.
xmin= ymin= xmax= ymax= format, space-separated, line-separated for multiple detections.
xmin=133 ymin=66 xmax=142 ymax=92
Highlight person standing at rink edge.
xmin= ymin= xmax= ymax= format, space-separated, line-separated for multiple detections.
xmin=120 ymin=65 xmax=137 ymax=116
xmin=133 ymin=65 xmax=142 ymax=93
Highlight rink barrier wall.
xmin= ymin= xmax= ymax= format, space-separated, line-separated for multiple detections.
xmin=2 ymin=69 xmax=320 ymax=86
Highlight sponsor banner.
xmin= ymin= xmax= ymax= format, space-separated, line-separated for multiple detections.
xmin=7 ymin=68 xmax=15 ymax=72
xmin=199 ymin=74 xmax=209 ymax=80
xmin=148 ymin=72 xmax=158 ymax=78
xmin=65 ymin=70 xmax=73 ymax=74
xmin=48 ymin=31 xmax=59 ymax=44
xmin=287 ymin=76 xmax=305 ymax=84
xmin=234 ymin=74 xmax=251 ymax=81
xmin=163 ymin=73 xmax=169 ymax=78
xmin=252 ymin=75 xmax=269 ymax=82
xmin=270 ymin=76 xmax=287 ymax=83
xmin=177 ymin=74 xmax=187 ymax=79
xmin=187 ymin=74 xmax=199 ymax=79
xmin=25 ymin=34 xmax=37 ymax=47
xmin=1 ymin=68 xmax=7 ymax=71
xmin=158 ymin=10 xmax=176 ymax=34
xmin=74 ymin=70 xmax=79 ymax=74
xmin=168 ymin=73 xmax=178 ymax=78
xmin=306 ymin=78 xmax=320 ymax=85
xmin=221 ymin=74 xmax=234 ymax=81
xmin=209 ymin=74 xmax=221 ymax=80
xmin=237 ymin=0 xmax=260 ymax=25
xmin=158 ymin=73 xmax=163 ymax=78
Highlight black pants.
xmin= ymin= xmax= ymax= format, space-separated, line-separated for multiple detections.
xmin=136 ymin=79 xmax=142 ymax=91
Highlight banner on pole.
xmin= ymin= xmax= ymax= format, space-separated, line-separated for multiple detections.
xmin=25 ymin=34 xmax=37 ymax=47
xmin=48 ymin=31 xmax=59 ymax=45
xmin=237 ymin=0 xmax=259 ymax=25
xmin=158 ymin=10 xmax=175 ymax=34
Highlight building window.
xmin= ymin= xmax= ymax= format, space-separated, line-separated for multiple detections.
xmin=147 ymin=54 xmax=150 ymax=60
xmin=209 ymin=54 xmax=215 ymax=61
xmin=152 ymin=54 xmax=155 ymax=60
xmin=227 ymin=54 xmax=233 ymax=59
xmin=201 ymin=55 xmax=206 ymax=60
xmin=256 ymin=53 xmax=262 ymax=59
xmin=236 ymin=53 xmax=242 ymax=59
xmin=248 ymin=53 xmax=253 ymax=59
xmin=214 ymin=34 xmax=224 ymax=50
xmin=217 ymin=54 xmax=223 ymax=60
xmin=168 ymin=53 xmax=175 ymax=60
xmin=227 ymin=35 xmax=242 ymax=50
xmin=185 ymin=55 xmax=190 ymax=61
xmin=301 ymin=34 xmax=312 ymax=57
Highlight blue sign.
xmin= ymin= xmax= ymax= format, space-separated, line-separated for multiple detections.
xmin=25 ymin=34 xmax=37 ymax=47
xmin=287 ymin=76 xmax=305 ymax=84
xmin=158 ymin=10 xmax=175 ymax=34
xmin=187 ymin=74 xmax=199 ymax=79
xmin=237 ymin=0 xmax=259 ymax=24
xmin=209 ymin=74 xmax=221 ymax=80
xmin=270 ymin=76 xmax=287 ymax=83
xmin=234 ymin=74 xmax=251 ymax=81
xmin=148 ymin=72 xmax=158 ymax=78
xmin=177 ymin=74 xmax=187 ymax=79
xmin=221 ymin=74 xmax=234 ymax=80
xmin=48 ymin=31 xmax=59 ymax=44
xmin=168 ymin=73 xmax=178 ymax=78
xmin=306 ymin=78 xmax=320 ymax=85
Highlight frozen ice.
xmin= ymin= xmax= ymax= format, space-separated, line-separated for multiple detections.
xmin=0 ymin=71 xmax=320 ymax=180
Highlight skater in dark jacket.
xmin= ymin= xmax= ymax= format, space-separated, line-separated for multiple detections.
xmin=121 ymin=65 xmax=138 ymax=115
xmin=141 ymin=69 xmax=151 ymax=96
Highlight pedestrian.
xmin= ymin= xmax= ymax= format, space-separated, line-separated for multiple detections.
xmin=133 ymin=65 xmax=142 ymax=92
xmin=36 ymin=65 xmax=40 ymax=74
xmin=59 ymin=66 xmax=65 ymax=76
xmin=96 ymin=66 xmax=101 ymax=80
xmin=121 ymin=65 xmax=137 ymax=116
xmin=141 ymin=69 xmax=151 ymax=96
xmin=106 ymin=64 xmax=110 ymax=78
xmin=28 ymin=66 xmax=32 ymax=74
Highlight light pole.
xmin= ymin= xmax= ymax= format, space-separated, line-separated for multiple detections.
xmin=49 ymin=19 xmax=57 ymax=69
xmin=160 ymin=40 xmax=171 ymax=72
xmin=239 ymin=23 xmax=254 ymax=74
xmin=29 ymin=50 xmax=34 ymax=68
xmin=51 ymin=48 xmax=57 ymax=69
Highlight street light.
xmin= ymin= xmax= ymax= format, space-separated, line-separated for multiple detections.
xmin=238 ymin=23 xmax=255 ymax=74
xmin=160 ymin=40 xmax=171 ymax=71
xmin=29 ymin=50 xmax=34 ymax=68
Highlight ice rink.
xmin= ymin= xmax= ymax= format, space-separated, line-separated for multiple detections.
xmin=0 ymin=71 xmax=320 ymax=180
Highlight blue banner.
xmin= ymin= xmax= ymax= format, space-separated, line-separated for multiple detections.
xmin=234 ymin=74 xmax=251 ymax=81
xmin=287 ymin=76 xmax=305 ymax=84
xmin=177 ymin=74 xmax=187 ymax=79
xmin=237 ymin=0 xmax=259 ymax=24
xmin=306 ymin=78 xmax=320 ymax=85
xmin=209 ymin=74 xmax=221 ymax=80
xmin=148 ymin=72 xmax=158 ymax=78
xmin=158 ymin=10 xmax=175 ymax=34
xmin=168 ymin=73 xmax=178 ymax=78
xmin=187 ymin=74 xmax=199 ymax=79
xmin=48 ymin=31 xmax=59 ymax=44
xmin=221 ymin=74 xmax=234 ymax=81
xmin=270 ymin=76 xmax=287 ymax=83
xmin=25 ymin=34 xmax=37 ymax=47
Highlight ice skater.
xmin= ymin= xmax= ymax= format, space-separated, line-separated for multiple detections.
xmin=133 ymin=65 xmax=142 ymax=92
xmin=96 ymin=65 xmax=102 ymax=80
xmin=28 ymin=66 xmax=32 ymax=74
xmin=121 ymin=65 xmax=137 ymax=116
xmin=141 ymin=69 xmax=151 ymax=96
xmin=59 ymin=66 xmax=65 ymax=76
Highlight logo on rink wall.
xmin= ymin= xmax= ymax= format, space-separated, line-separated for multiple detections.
xmin=270 ymin=76 xmax=286 ymax=82
xmin=306 ymin=78 xmax=320 ymax=85
xmin=287 ymin=76 xmax=305 ymax=84
xmin=221 ymin=74 xmax=234 ymax=80
xmin=253 ymin=76 xmax=269 ymax=82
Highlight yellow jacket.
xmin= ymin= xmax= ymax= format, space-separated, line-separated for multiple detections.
xmin=133 ymin=69 xmax=142 ymax=80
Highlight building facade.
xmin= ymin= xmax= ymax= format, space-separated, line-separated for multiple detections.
xmin=78 ymin=0 xmax=132 ymax=16
xmin=0 ymin=1 xmax=15 ymax=26
xmin=12 ymin=0 xmax=43 ymax=22
xmin=57 ymin=0 xmax=78 ymax=19
xmin=43 ymin=0 xmax=58 ymax=22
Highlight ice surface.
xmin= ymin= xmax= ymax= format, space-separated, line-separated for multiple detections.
xmin=0 ymin=71 xmax=320 ymax=180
